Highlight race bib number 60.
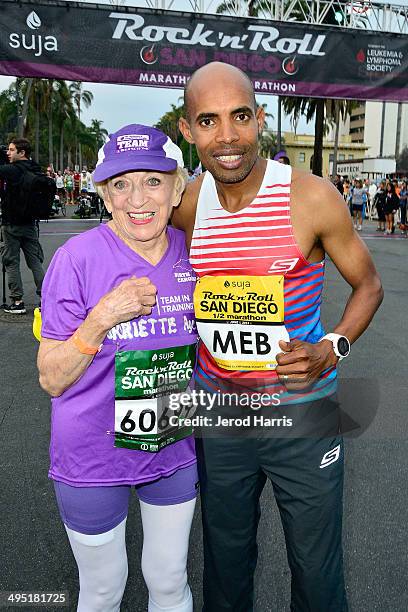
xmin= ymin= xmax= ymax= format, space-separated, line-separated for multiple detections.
xmin=194 ymin=275 xmax=289 ymax=371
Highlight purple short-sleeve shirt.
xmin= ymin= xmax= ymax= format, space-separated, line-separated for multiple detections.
xmin=41 ymin=224 xmax=197 ymax=487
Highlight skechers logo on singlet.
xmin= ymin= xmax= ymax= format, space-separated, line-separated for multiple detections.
xmin=268 ymin=258 xmax=299 ymax=273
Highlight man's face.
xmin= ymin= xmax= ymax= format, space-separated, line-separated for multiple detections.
xmin=179 ymin=80 xmax=264 ymax=184
xmin=7 ymin=143 xmax=25 ymax=164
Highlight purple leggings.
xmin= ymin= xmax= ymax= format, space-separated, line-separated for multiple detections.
xmin=53 ymin=463 xmax=198 ymax=535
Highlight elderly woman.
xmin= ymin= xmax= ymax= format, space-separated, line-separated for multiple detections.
xmin=37 ymin=125 xmax=197 ymax=612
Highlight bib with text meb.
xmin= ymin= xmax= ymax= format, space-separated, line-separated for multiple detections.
xmin=114 ymin=344 xmax=196 ymax=452
xmin=194 ymin=275 xmax=289 ymax=371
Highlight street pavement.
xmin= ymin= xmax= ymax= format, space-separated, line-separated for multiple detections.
xmin=0 ymin=215 xmax=407 ymax=611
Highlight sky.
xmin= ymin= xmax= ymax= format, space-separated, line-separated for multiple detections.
xmin=1 ymin=0 xmax=406 ymax=137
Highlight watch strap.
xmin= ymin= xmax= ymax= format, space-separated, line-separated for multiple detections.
xmin=319 ymin=333 xmax=350 ymax=361
xmin=72 ymin=331 xmax=102 ymax=355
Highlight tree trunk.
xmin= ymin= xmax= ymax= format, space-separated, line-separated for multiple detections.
xmin=19 ymin=78 xmax=33 ymax=137
xmin=332 ymin=102 xmax=341 ymax=178
xmin=312 ymin=99 xmax=325 ymax=177
xmin=68 ymin=147 xmax=72 ymax=169
xmin=78 ymin=106 xmax=82 ymax=170
xmin=60 ymin=125 xmax=64 ymax=171
xmin=277 ymin=96 xmax=282 ymax=151
xmin=34 ymin=94 xmax=40 ymax=162
xmin=48 ymin=100 xmax=54 ymax=166
xmin=395 ymin=102 xmax=403 ymax=159
xmin=379 ymin=102 xmax=386 ymax=157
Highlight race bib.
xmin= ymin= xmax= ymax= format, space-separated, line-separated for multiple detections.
xmin=194 ymin=275 xmax=289 ymax=371
xmin=114 ymin=344 xmax=196 ymax=452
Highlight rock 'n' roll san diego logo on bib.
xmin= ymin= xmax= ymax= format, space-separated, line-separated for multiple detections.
xmin=114 ymin=344 xmax=196 ymax=452
xmin=194 ymin=275 xmax=289 ymax=371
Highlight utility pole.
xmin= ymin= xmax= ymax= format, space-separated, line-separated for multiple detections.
xmin=379 ymin=102 xmax=386 ymax=157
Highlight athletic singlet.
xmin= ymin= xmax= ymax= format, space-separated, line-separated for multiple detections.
xmin=190 ymin=160 xmax=337 ymax=404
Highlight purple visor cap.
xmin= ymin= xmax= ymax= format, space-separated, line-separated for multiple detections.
xmin=93 ymin=124 xmax=184 ymax=182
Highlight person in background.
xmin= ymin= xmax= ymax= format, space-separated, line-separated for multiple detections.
xmin=349 ymin=178 xmax=367 ymax=231
xmin=64 ymin=169 xmax=75 ymax=205
xmin=0 ymin=137 xmax=45 ymax=314
xmin=392 ymin=179 xmax=400 ymax=197
xmin=398 ymin=180 xmax=407 ymax=236
xmin=80 ymin=169 xmax=89 ymax=191
xmin=86 ymin=168 xmax=100 ymax=214
xmin=273 ymin=150 xmax=290 ymax=165
xmin=73 ymin=169 xmax=81 ymax=200
xmin=373 ymin=181 xmax=387 ymax=232
xmin=384 ymin=181 xmax=400 ymax=235
xmin=333 ymin=174 xmax=344 ymax=196
xmin=55 ymin=171 xmax=65 ymax=203
xmin=343 ymin=179 xmax=350 ymax=206
xmin=37 ymin=124 xmax=198 ymax=612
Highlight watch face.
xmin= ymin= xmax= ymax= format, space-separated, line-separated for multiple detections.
xmin=338 ymin=337 xmax=350 ymax=356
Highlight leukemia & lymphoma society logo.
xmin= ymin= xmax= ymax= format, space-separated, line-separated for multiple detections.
xmin=8 ymin=11 xmax=59 ymax=58
xmin=358 ymin=44 xmax=404 ymax=74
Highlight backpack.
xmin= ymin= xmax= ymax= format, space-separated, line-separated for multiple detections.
xmin=18 ymin=168 xmax=57 ymax=221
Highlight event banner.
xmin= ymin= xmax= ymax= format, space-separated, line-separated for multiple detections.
xmin=0 ymin=0 xmax=407 ymax=101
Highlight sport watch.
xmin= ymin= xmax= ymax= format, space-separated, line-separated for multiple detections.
xmin=319 ymin=333 xmax=350 ymax=361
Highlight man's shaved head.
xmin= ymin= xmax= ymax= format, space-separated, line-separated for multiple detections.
xmin=184 ymin=62 xmax=256 ymax=120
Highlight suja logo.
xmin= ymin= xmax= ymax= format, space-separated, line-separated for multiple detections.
xmin=9 ymin=11 xmax=58 ymax=57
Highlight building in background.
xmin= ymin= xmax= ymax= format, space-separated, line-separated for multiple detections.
xmin=333 ymin=102 xmax=407 ymax=159
xmin=283 ymin=132 xmax=368 ymax=177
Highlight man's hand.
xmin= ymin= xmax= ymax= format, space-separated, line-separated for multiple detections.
xmin=275 ymin=339 xmax=337 ymax=390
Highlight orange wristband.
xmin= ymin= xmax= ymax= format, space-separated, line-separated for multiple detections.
xmin=72 ymin=331 xmax=102 ymax=355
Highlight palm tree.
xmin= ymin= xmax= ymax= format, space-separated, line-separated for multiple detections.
xmin=155 ymin=102 xmax=196 ymax=168
xmin=54 ymin=81 xmax=76 ymax=170
xmin=90 ymin=119 xmax=109 ymax=160
xmin=259 ymin=130 xmax=281 ymax=159
xmin=44 ymin=79 xmax=56 ymax=166
xmin=17 ymin=77 xmax=33 ymax=137
xmin=69 ymin=81 xmax=94 ymax=169
xmin=0 ymin=86 xmax=19 ymax=142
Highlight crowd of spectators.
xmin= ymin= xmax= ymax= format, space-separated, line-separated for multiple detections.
xmin=332 ymin=175 xmax=407 ymax=237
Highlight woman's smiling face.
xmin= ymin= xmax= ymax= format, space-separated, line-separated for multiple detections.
xmin=103 ymin=170 xmax=181 ymax=247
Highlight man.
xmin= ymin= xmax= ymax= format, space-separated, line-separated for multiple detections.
xmin=73 ymin=168 xmax=81 ymax=200
xmin=64 ymin=168 xmax=75 ymax=205
xmin=173 ymin=62 xmax=383 ymax=612
xmin=55 ymin=170 xmax=65 ymax=201
xmin=0 ymin=138 xmax=45 ymax=314
xmin=334 ymin=173 xmax=344 ymax=195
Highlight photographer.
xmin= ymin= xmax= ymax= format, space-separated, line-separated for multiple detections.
xmin=0 ymin=138 xmax=44 ymax=314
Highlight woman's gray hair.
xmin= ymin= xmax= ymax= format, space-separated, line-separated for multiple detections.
xmin=93 ymin=167 xmax=188 ymax=201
